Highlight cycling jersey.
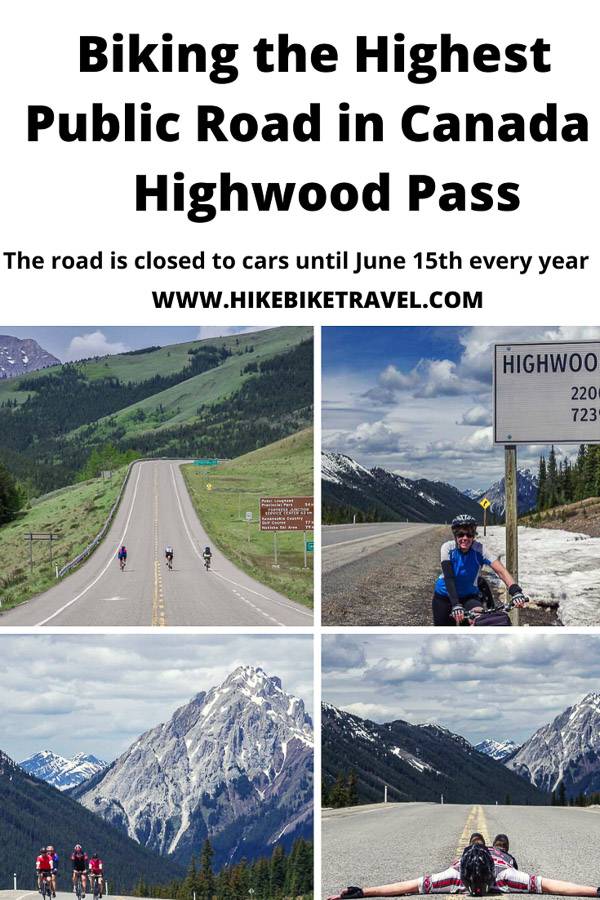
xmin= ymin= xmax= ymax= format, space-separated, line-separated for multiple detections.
xmin=117 ymin=548 xmax=127 ymax=559
xmin=89 ymin=859 xmax=103 ymax=874
xmin=37 ymin=854 xmax=52 ymax=872
xmin=165 ymin=547 xmax=173 ymax=556
xmin=418 ymin=848 xmax=541 ymax=894
xmin=435 ymin=540 xmax=492 ymax=599
xmin=71 ymin=852 xmax=88 ymax=872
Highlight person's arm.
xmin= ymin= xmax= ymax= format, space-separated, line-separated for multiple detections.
xmin=440 ymin=544 xmax=464 ymax=622
xmin=489 ymin=560 xmax=528 ymax=605
xmin=326 ymin=879 xmax=421 ymax=899
xmin=540 ymin=878 xmax=598 ymax=896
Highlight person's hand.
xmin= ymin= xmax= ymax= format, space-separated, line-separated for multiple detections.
xmin=451 ymin=604 xmax=465 ymax=624
xmin=508 ymin=583 xmax=528 ymax=607
xmin=327 ymin=888 xmax=365 ymax=899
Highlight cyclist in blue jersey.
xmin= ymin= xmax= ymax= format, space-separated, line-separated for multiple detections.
xmin=432 ymin=514 xmax=528 ymax=626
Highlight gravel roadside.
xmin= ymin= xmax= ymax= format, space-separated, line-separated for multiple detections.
xmin=322 ymin=526 xmax=559 ymax=626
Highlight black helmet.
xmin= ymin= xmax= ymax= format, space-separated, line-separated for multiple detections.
xmin=460 ymin=844 xmax=495 ymax=895
xmin=452 ymin=514 xmax=477 ymax=533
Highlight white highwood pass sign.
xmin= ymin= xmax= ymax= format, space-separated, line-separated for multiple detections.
xmin=494 ymin=341 xmax=600 ymax=444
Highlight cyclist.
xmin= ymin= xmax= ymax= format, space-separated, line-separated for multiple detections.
xmin=71 ymin=844 xmax=88 ymax=897
xmin=47 ymin=845 xmax=58 ymax=897
xmin=36 ymin=847 xmax=53 ymax=894
xmin=493 ymin=834 xmax=518 ymax=870
xmin=432 ymin=514 xmax=528 ymax=626
xmin=327 ymin=843 xmax=600 ymax=897
xmin=202 ymin=546 xmax=212 ymax=569
xmin=88 ymin=854 xmax=104 ymax=898
xmin=165 ymin=545 xmax=174 ymax=569
xmin=117 ymin=545 xmax=127 ymax=571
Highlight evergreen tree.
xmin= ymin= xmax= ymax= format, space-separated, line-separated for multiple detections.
xmin=198 ymin=840 xmax=215 ymax=899
xmin=347 ymin=770 xmax=359 ymax=806
xmin=269 ymin=845 xmax=286 ymax=898
xmin=0 ymin=461 xmax=24 ymax=523
xmin=558 ymin=781 xmax=567 ymax=806
xmin=537 ymin=455 xmax=547 ymax=511
xmin=546 ymin=446 xmax=558 ymax=508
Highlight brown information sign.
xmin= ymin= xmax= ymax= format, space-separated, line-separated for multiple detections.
xmin=260 ymin=496 xmax=314 ymax=531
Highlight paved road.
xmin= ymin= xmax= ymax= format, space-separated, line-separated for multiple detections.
xmin=322 ymin=803 xmax=600 ymax=899
xmin=0 ymin=461 xmax=312 ymax=627
xmin=0 ymin=893 xmax=166 ymax=900
xmin=322 ymin=523 xmax=437 ymax=573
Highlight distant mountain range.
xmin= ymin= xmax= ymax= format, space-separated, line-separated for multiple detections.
xmin=72 ymin=666 xmax=313 ymax=869
xmin=322 ymin=703 xmax=546 ymax=805
xmin=474 ymin=739 xmax=520 ymax=762
xmin=19 ymin=750 xmax=107 ymax=791
xmin=322 ymin=451 xmax=483 ymax=525
xmin=0 ymin=749 xmax=183 ymax=890
xmin=506 ymin=692 xmax=600 ymax=797
xmin=464 ymin=469 xmax=539 ymax=517
xmin=0 ymin=336 xmax=60 ymax=379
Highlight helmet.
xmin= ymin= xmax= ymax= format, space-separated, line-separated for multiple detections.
xmin=205 ymin=546 xmax=210 ymax=552
xmin=40 ymin=848 xmax=47 ymax=855
xmin=74 ymin=845 xmax=82 ymax=852
xmin=460 ymin=845 xmax=495 ymax=896
xmin=451 ymin=514 xmax=477 ymax=533
xmin=91 ymin=854 xmax=99 ymax=860
xmin=47 ymin=846 xmax=54 ymax=852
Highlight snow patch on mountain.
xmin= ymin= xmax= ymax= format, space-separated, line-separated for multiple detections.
xmin=19 ymin=750 xmax=107 ymax=790
xmin=474 ymin=739 xmax=519 ymax=762
xmin=0 ymin=336 xmax=60 ymax=379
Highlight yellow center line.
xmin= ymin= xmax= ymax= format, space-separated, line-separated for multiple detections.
xmin=455 ymin=805 xmax=490 ymax=857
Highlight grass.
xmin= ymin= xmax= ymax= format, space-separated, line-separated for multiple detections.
xmin=0 ymin=469 xmax=127 ymax=612
xmin=181 ymin=428 xmax=314 ymax=608
xmin=0 ymin=326 xmax=312 ymax=408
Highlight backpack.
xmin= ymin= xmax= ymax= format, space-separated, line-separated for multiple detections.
xmin=473 ymin=609 xmax=512 ymax=627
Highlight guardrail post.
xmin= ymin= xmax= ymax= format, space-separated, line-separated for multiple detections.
xmin=14 ymin=874 xmax=17 ymax=890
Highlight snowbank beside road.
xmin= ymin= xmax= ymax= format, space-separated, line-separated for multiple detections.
xmin=482 ymin=525 xmax=600 ymax=626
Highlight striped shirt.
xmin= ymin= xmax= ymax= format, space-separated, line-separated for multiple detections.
xmin=418 ymin=848 xmax=542 ymax=894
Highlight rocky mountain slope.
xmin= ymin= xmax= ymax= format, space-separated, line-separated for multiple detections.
xmin=506 ymin=692 xmax=600 ymax=797
xmin=0 ymin=336 xmax=60 ymax=379
xmin=322 ymin=451 xmax=483 ymax=524
xmin=0 ymin=749 xmax=182 ymax=890
xmin=474 ymin=739 xmax=520 ymax=762
xmin=468 ymin=469 xmax=539 ymax=517
xmin=322 ymin=703 xmax=546 ymax=805
xmin=73 ymin=666 xmax=313 ymax=868
xmin=19 ymin=750 xmax=107 ymax=791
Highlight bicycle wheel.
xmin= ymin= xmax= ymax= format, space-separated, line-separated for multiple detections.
xmin=76 ymin=875 xmax=83 ymax=900
xmin=93 ymin=878 xmax=100 ymax=900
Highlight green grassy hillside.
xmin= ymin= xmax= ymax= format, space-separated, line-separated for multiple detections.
xmin=182 ymin=429 xmax=314 ymax=607
xmin=0 ymin=469 xmax=126 ymax=613
xmin=0 ymin=327 xmax=313 ymax=494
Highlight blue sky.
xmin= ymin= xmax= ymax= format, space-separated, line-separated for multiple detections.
xmin=2 ymin=326 xmax=268 ymax=363
xmin=0 ymin=635 xmax=313 ymax=763
xmin=322 ymin=326 xmax=600 ymax=491
xmin=322 ymin=633 xmax=600 ymax=744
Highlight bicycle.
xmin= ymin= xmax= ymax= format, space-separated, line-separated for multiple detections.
xmin=39 ymin=872 xmax=53 ymax=900
xmin=466 ymin=596 xmax=528 ymax=627
xmin=119 ymin=556 xmax=126 ymax=572
xmin=166 ymin=554 xmax=173 ymax=570
xmin=203 ymin=555 xmax=211 ymax=571
xmin=90 ymin=873 xmax=103 ymax=900
xmin=73 ymin=871 xmax=85 ymax=900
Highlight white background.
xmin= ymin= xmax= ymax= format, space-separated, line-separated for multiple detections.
xmin=0 ymin=0 xmax=597 ymax=324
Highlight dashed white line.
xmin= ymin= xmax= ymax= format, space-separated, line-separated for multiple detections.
xmin=34 ymin=463 xmax=145 ymax=626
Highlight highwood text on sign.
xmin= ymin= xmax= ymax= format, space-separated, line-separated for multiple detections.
xmin=494 ymin=341 xmax=600 ymax=444
xmin=259 ymin=497 xmax=314 ymax=531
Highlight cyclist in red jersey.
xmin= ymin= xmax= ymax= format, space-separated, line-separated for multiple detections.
xmin=88 ymin=854 xmax=104 ymax=898
xmin=36 ymin=848 xmax=53 ymax=894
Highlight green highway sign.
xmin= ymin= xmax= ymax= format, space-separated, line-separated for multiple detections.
xmin=194 ymin=459 xmax=219 ymax=466
xmin=305 ymin=540 xmax=314 ymax=552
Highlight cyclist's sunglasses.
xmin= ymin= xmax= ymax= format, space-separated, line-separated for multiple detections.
xmin=455 ymin=530 xmax=475 ymax=539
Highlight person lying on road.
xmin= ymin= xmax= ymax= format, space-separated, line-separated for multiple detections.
xmin=327 ymin=842 xmax=599 ymax=898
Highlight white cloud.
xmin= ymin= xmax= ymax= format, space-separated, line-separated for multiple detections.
xmin=459 ymin=405 xmax=492 ymax=426
xmin=195 ymin=326 xmax=271 ymax=339
xmin=64 ymin=331 xmax=131 ymax=361
xmin=336 ymin=420 xmax=402 ymax=454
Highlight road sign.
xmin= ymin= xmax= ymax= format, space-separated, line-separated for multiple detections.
xmin=245 ymin=511 xmax=253 ymax=521
xmin=305 ymin=540 xmax=314 ymax=552
xmin=494 ymin=341 xmax=600 ymax=444
xmin=194 ymin=459 xmax=219 ymax=466
xmin=259 ymin=496 xmax=314 ymax=531
xmin=479 ymin=498 xmax=491 ymax=510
